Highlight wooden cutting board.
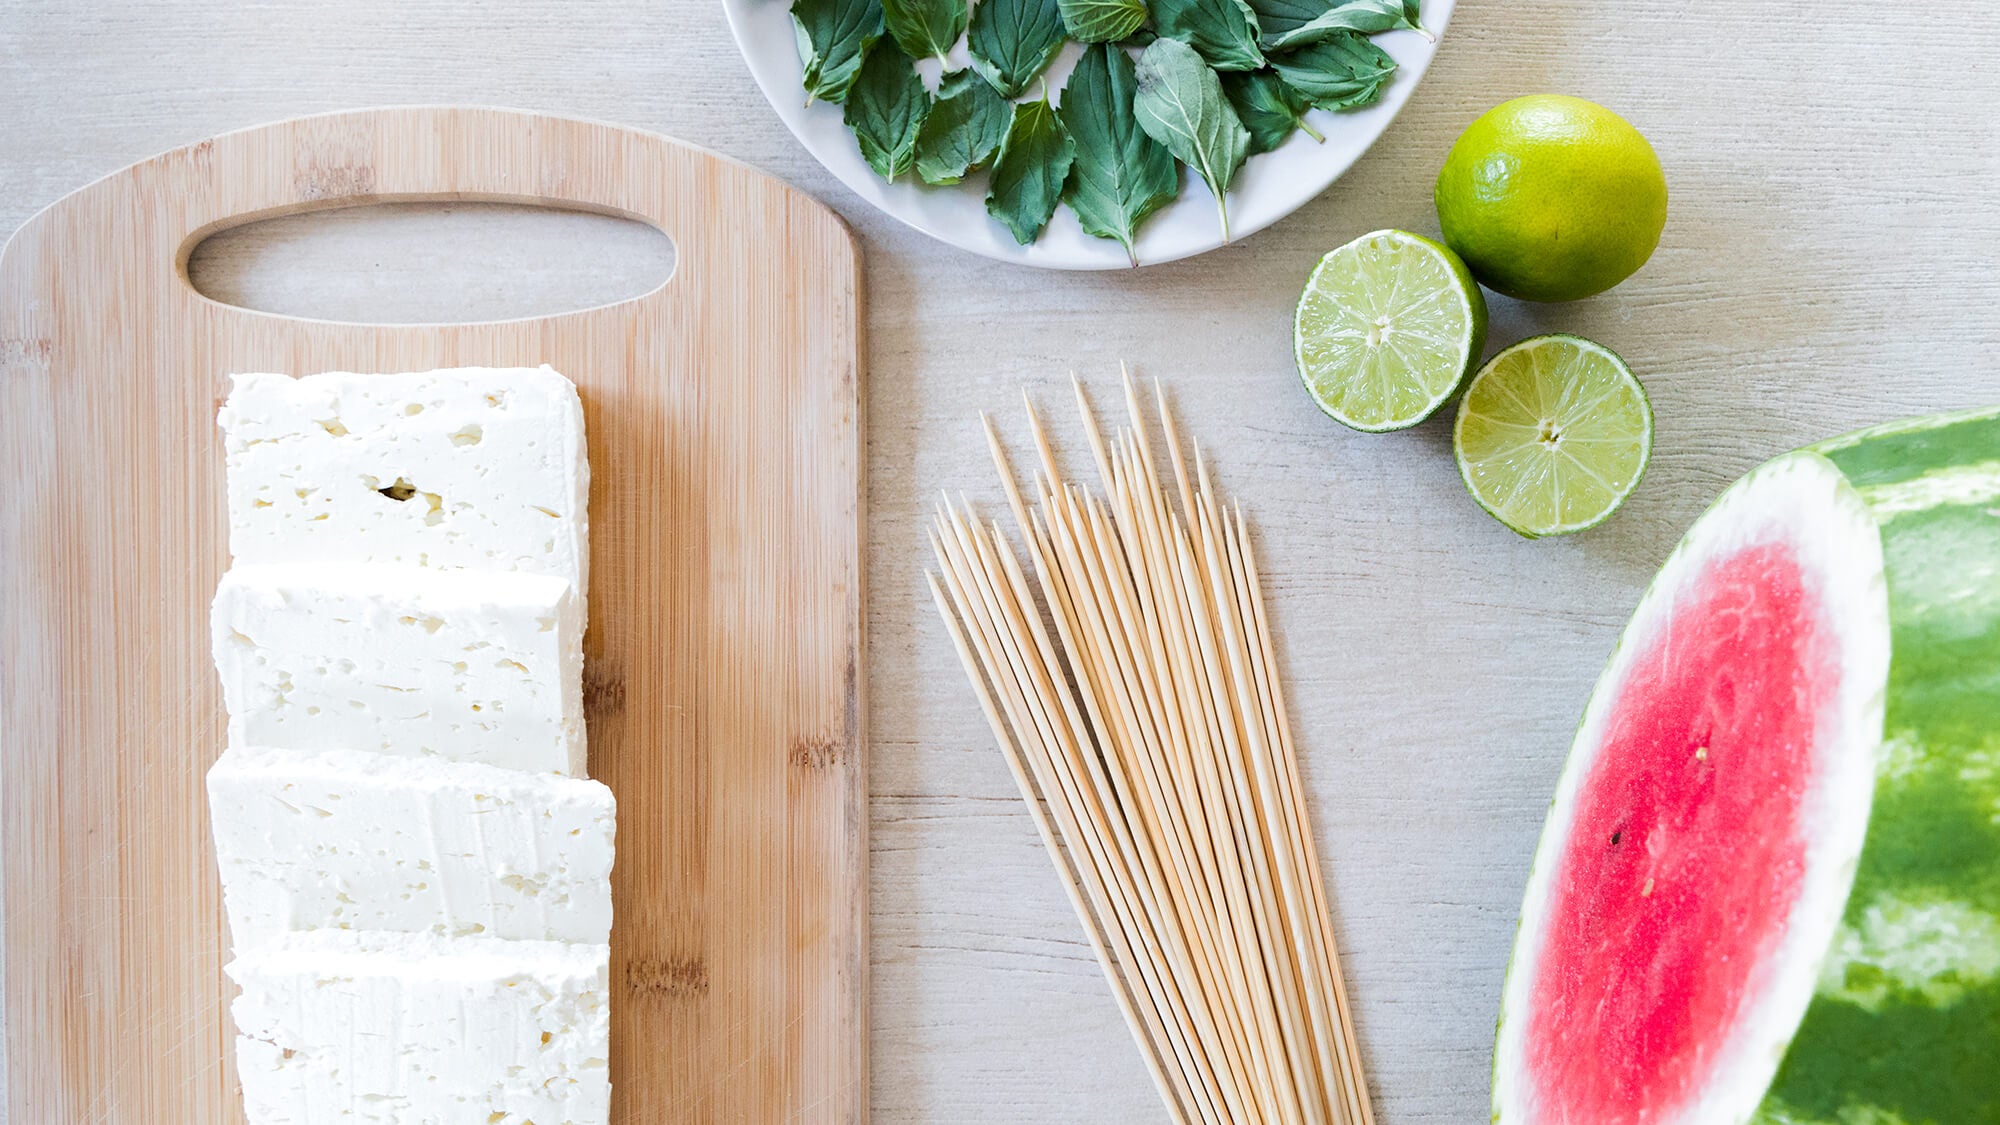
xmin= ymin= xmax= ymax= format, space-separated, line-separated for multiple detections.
xmin=0 ymin=107 xmax=866 ymax=1123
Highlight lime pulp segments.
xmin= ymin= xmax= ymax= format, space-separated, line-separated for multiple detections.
xmin=1453 ymin=334 xmax=1652 ymax=537
xmin=1295 ymin=230 xmax=1488 ymax=432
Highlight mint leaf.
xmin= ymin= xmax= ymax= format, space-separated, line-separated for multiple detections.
xmin=915 ymin=69 xmax=1012 ymax=184
xmin=967 ymin=0 xmax=1067 ymax=98
xmin=1060 ymin=42 xmax=1180 ymax=259
xmin=1133 ymin=38 xmax=1250 ymax=240
xmin=882 ymin=0 xmax=968 ymax=60
xmin=1152 ymin=0 xmax=1265 ymax=72
xmin=1222 ymin=69 xmax=1321 ymax=154
xmin=1260 ymin=0 xmax=1421 ymax=50
xmin=844 ymin=43 xmax=932 ymax=180
xmin=1242 ymin=0 xmax=1327 ymax=38
xmin=793 ymin=0 xmax=887 ymax=104
xmin=1058 ymin=0 xmax=1148 ymax=43
xmin=1268 ymin=31 xmax=1397 ymax=110
xmin=987 ymin=98 xmax=1077 ymax=244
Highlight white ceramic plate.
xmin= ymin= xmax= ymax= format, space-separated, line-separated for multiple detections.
xmin=723 ymin=0 xmax=1453 ymax=269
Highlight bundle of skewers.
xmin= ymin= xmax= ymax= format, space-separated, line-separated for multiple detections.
xmin=928 ymin=375 xmax=1374 ymax=1125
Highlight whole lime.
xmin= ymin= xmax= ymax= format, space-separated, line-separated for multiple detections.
xmin=1435 ymin=95 xmax=1667 ymax=303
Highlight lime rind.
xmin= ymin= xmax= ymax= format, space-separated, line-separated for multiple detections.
xmin=1435 ymin=96 xmax=1669 ymax=303
xmin=1453 ymin=333 xmax=1653 ymax=538
xmin=1294 ymin=230 xmax=1489 ymax=433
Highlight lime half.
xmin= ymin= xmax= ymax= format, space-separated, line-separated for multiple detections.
xmin=1453 ymin=334 xmax=1652 ymax=537
xmin=1295 ymin=229 xmax=1488 ymax=432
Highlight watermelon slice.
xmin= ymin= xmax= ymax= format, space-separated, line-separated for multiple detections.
xmin=1494 ymin=407 xmax=2000 ymax=1125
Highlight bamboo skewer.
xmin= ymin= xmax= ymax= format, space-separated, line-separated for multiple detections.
xmin=935 ymin=502 xmax=1225 ymax=1125
xmin=929 ymin=373 xmax=1374 ymax=1125
xmin=924 ymin=570 xmax=1197 ymax=1125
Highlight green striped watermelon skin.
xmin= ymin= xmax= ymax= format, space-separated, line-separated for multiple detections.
xmin=1755 ymin=407 xmax=2000 ymax=1125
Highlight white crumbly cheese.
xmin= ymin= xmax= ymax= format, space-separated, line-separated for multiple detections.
xmin=208 ymin=748 xmax=614 ymax=945
xmin=212 ymin=364 xmax=611 ymax=1123
xmin=212 ymin=562 xmax=585 ymax=776
xmin=219 ymin=366 xmax=590 ymax=590
xmin=228 ymin=929 xmax=609 ymax=1125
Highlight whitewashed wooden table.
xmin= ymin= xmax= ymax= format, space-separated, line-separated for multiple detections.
xmin=6 ymin=1 xmax=1999 ymax=1121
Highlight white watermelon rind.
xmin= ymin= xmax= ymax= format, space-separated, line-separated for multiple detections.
xmin=1496 ymin=404 xmax=2000 ymax=1125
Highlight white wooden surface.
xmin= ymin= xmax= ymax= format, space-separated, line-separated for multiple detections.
xmin=6 ymin=1 xmax=2000 ymax=1121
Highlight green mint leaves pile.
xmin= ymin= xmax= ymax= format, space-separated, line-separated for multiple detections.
xmin=790 ymin=0 xmax=1420 ymax=254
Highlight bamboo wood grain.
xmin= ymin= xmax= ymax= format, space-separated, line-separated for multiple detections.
xmin=0 ymin=106 xmax=866 ymax=1124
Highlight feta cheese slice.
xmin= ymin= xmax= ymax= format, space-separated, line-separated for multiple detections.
xmin=208 ymin=748 xmax=614 ymax=945
xmin=220 ymin=366 xmax=589 ymax=590
xmin=228 ymin=929 xmax=609 ymax=1125
xmin=212 ymin=562 xmax=584 ymax=776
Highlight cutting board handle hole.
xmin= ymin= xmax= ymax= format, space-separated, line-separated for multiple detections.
xmin=184 ymin=201 xmax=676 ymax=324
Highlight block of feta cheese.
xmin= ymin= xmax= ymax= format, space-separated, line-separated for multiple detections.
xmin=212 ymin=562 xmax=585 ymax=776
xmin=208 ymin=748 xmax=614 ymax=945
xmin=219 ymin=366 xmax=589 ymax=590
xmin=228 ymin=929 xmax=609 ymax=1125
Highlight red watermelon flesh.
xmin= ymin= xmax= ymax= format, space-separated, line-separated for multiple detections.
xmin=1525 ymin=542 xmax=1842 ymax=1122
